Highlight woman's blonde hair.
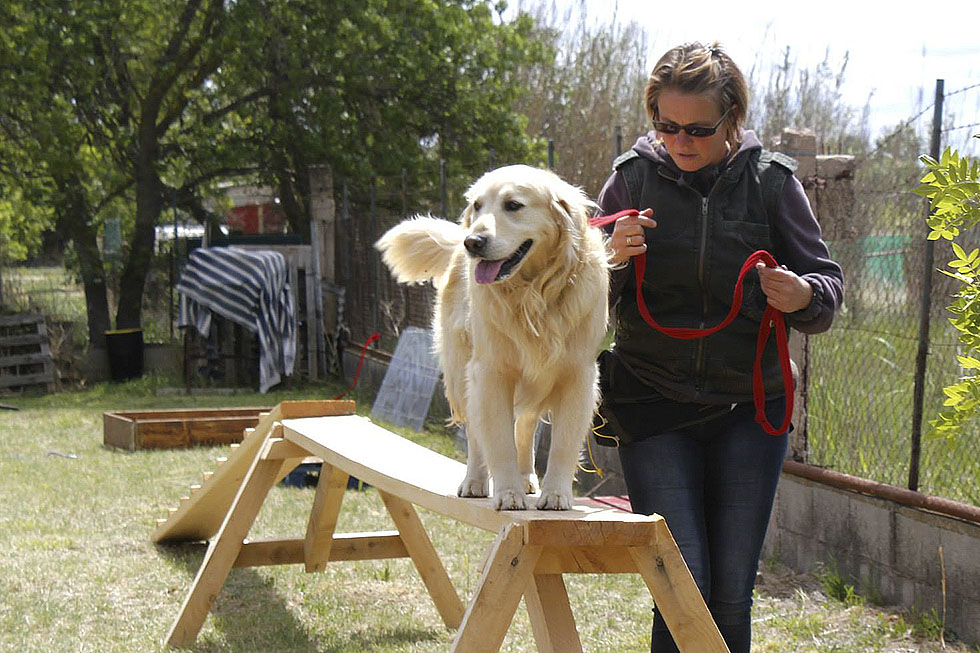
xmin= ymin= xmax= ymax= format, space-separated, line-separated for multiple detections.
xmin=644 ymin=41 xmax=748 ymax=146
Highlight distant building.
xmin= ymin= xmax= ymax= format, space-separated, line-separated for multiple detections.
xmin=223 ymin=184 xmax=286 ymax=234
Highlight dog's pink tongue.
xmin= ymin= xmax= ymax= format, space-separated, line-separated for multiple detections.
xmin=475 ymin=259 xmax=505 ymax=284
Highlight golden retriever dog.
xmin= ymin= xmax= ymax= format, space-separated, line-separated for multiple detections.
xmin=375 ymin=165 xmax=608 ymax=510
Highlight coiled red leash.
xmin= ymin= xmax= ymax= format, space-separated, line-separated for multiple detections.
xmin=589 ymin=209 xmax=792 ymax=435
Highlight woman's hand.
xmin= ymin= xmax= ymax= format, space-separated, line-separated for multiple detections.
xmin=756 ymin=262 xmax=813 ymax=313
xmin=609 ymin=209 xmax=657 ymax=266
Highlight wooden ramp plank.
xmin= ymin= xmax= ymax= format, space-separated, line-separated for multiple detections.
xmin=152 ymin=400 xmax=354 ymax=543
xmin=282 ymin=415 xmax=657 ymax=539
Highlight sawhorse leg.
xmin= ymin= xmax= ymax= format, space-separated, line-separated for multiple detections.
xmin=303 ymin=462 xmax=349 ymax=572
xmin=629 ymin=519 xmax=730 ymax=653
xmin=453 ymin=517 xmax=728 ymax=653
xmin=525 ymin=572 xmax=582 ymax=653
xmin=451 ymin=523 xmax=542 ymax=652
xmin=378 ymin=491 xmax=465 ymax=629
xmin=166 ymin=437 xmax=303 ymax=647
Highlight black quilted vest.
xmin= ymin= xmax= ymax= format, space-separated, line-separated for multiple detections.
xmin=611 ymin=147 xmax=797 ymax=403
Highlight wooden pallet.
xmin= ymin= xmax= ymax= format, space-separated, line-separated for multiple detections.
xmin=161 ymin=409 xmax=729 ymax=652
xmin=0 ymin=313 xmax=55 ymax=394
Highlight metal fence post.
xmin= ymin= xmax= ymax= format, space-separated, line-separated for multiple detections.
xmin=615 ymin=125 xmax=622 ymax=160
xmin=548 ymin=139 xmax=554 ymax=170
xmin=341 ymin=179 xmax=351 ymax=286
xmin=171 ymin=188 xmax=178 ymax=342
xmin=401 ymin=168 xmax=408 ymax=217
xmin=370 ymin=175 xmax=378 ymax=336
xmin=440 ymin=158 xmax=447 ymax=219
xmin=909 ymin=78 xmax=945 ymax=492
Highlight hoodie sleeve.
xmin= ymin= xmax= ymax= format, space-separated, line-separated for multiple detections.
xmin=596 ymin=171 xmax=635 ymax=308
xmin=772 ymin=174 xmax=845 ymax=334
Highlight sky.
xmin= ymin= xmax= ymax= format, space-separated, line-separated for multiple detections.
xmin=509 ymin=0 xmax=980 ymax=150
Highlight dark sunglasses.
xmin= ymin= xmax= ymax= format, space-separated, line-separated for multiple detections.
xmin=652 ymin=105 xmax=733 ymax=138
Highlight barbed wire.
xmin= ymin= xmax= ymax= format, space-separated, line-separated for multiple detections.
xmin=854 ymin=104 xmax=932 ymax=166
xmin=946 ymin=80 xmax=980 ymax=98
xmin=944 ymin=121 xmax=980 ymax=133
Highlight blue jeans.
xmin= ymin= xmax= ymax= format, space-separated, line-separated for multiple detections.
xmin=618 ymin=398 xmax=788 ymax=653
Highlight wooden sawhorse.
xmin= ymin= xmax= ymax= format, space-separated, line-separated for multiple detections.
xmin=161 ymin=410 xmax=729 ymax=652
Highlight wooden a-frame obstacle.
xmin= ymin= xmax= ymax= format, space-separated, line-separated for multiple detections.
xmin=155 ymin=400 xmax=730 ymax=652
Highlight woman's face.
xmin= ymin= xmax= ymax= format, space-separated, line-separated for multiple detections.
xmin=655 ymin=89 xmax=731 ymax=172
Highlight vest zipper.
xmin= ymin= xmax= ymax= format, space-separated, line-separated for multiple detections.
xmin=695 ymin=196 xmax=710 ymax=387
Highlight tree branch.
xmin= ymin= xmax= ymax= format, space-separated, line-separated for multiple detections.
xmin=147 ymin=0 xmax=225 ymax=124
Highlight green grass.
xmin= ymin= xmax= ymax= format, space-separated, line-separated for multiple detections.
xmin=0 ymin=381 xmax=975 ymax=652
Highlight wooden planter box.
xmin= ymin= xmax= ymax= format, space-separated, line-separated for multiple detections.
xmin=103 ymin=407 xmax=272 ymax=450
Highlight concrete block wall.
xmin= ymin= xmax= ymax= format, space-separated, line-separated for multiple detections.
xmin=765 ymin=472 xmax=980 ymax=647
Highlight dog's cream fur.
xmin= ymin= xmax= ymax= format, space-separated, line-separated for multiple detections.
xmin=375 ymin=165 xmax=608 ymax=510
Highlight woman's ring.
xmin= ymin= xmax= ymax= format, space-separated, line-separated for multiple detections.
xmin=626 ymin=236 xmax=633 ymax=247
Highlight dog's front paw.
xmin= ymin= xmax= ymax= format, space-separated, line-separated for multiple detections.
xmin=493 ymin=487 xmax=528 ymax=510
xmin=536 ymin=490 xmax=574 ymax=510
xmin=457 ymin=477 xmax=490 ymax=498
xmin=523 ymin=472 xmax=539 ymax=495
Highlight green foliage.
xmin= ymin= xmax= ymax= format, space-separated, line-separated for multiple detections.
xmin=508 ymin=2 xmax=650 ymax=196
xmin=817 ymin=561 xmax=867 ymax=607
xmin=0 ymin=189 xmax=53 ymax=263
xmin=917 ymin=145 xmax=980 ymax=242
xmin=915 ymin=138 xmax=980 ymax=437
xmin=1 ymin=0 xmax=542 ymax=332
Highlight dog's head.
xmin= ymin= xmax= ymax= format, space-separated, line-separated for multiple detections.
xmin=459 ymin=165 xmax=596 ymax=285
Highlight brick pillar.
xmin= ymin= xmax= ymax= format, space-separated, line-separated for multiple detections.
xmin=772 ymin=128 xmax=855 ymax=460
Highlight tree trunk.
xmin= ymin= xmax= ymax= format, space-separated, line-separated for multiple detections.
xmin=55 ymin=178 xmax=111 ymax=346
xmin=115 ymin=129 xmax=164 ymax=330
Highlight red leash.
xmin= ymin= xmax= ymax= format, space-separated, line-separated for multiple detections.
xmin=589 ymin=209 xmax=792 ymax=435
xmin=333 ymin=332 xmax=381 ymax=400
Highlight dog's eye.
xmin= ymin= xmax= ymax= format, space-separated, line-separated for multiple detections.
xmin=473 ymin=200 xmax=482 ymax=211
xmin=504 ymin=200 xmax=524 ymax=212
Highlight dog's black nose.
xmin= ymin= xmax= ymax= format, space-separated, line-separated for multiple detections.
xmin=464 ymin=234 xmax=488 ymax=256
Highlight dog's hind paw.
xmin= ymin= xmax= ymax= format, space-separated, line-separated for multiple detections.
xmin=493 ymin=487 xmax=528 ymax=510
xmin=536 ymin=490 xmax=574 ymax=510
xmin=457 ymin=478 xmax=489 ymax=498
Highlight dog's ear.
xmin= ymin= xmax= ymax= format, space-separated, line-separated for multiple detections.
xmin=551 ymin=181 xmax=596 ymax=234
xmin=459 ymin=202 xmax=473 ymax=228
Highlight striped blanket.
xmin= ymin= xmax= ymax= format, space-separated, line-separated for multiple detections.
xmin=177 ymin=247 xmax=296 ymax=393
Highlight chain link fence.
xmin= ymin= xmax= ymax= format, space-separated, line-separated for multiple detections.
xmin=805 ymin=81 xmax=980 ymax=507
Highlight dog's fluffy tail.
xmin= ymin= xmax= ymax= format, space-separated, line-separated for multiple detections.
xmin=375 ymin=216 xmax=464 ymax=283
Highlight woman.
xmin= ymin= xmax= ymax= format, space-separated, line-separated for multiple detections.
xmin=596 ymin=42 xmax=843 ymax=652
